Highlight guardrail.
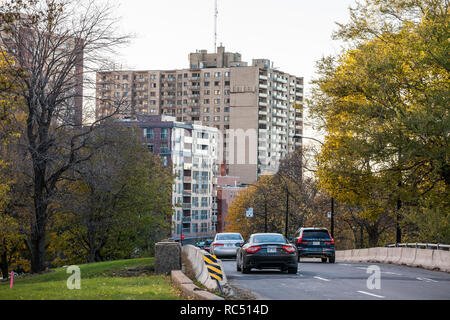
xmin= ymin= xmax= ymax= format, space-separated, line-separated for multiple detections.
xmin=385 ymin=243 xmax=450 ymax=251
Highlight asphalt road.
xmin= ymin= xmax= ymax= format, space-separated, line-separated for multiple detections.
xmin=222 ymin=258 xmax=450 ymax=300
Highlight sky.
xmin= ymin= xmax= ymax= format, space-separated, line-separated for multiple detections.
xmin=111 ymin=0 xmax=358 ymax=139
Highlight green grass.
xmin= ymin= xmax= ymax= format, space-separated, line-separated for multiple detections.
xmin=0 ymin=258 xmax=182 ymax=300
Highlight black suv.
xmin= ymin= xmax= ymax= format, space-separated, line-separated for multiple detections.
xmin=294 ymin=227 xmax=335 ymax=263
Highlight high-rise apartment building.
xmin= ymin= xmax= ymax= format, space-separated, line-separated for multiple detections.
xmin=117 ymin=115 xmax=219 ymax=240
xmin=96 ymin=46 xmax=303 ymax=183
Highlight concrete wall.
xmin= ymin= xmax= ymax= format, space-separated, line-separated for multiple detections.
xmin=336 ymin=247 xmax=450 ymax=273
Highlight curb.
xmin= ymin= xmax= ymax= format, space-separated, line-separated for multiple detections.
xmin=171 ymin=270 xmax=224 ymax=300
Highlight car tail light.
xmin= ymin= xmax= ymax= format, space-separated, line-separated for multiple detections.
xmin=282 ymin=246 xmax=296 ymax=253
xmin=325 ymin=238 xmax=335 ymax=244
xmin=297 ymin=237 xmax=308 ymax=244
xmin=212 ymin=243 xmax=224 ymax=246
xmin=245 ymin=246 xmax=261 ymax=253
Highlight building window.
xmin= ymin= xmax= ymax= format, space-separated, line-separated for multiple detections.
xmin=201 ymin=197 xmax=209 ymax=207
xmin=214 ymin=72 xmax=221 ymax=78
xmin=204 ymin=72 xmax=210 ymax=78
xmin=192 ymin=223 xmax=198 ymax=233
xmin=192 ymin=197 xmax=199 ymax=207
xmin=160 ymin=142 xmax=169 ymax=154
xmin=147 ymin=143 xmax=154 ymax=153
xmin=145 ymin=128 xmax=154 ymax=139
xmin=214 ymin=89 xmax=221 ymax=95
xmin=161 ymin=128 xmax=168 ymax=139
xmin=204 ymin=81 xmax=210 ymax=87
xmin=200 ymin=223 xmax=208 ymax=233
xmin=201 ymin=210 xmax=208 ymax=220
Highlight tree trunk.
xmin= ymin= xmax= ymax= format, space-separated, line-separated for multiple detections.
xmin=1 ymin=241 xmax=9 ymax=279
xmin=30 ymin=196 xmax=48 ymax=273
xmin=367 ymin=226 xmax=379 ymax=248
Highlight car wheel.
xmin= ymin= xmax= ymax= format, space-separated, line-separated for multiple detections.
xmin=236 ymin=256 xmax=242 ymax=271
xmin=241 ymin=260 xmax=251 ymax=274
xmin=329 ymin=256 xmax=335 ymax=263
xmin=288 ymin=267 xmax=298 ymax=274
xmin=321 ymin=258 xmax=327 ymax=263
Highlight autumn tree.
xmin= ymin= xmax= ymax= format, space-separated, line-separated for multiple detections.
xmin=48 ymin=122 xmax=174 ymax=265
xmin=308 ymin=0 xmax=449 ymax=245
xmin=0 ymin=0 xmax=130 ymax=272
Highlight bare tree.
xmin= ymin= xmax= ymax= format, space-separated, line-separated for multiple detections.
xmin=0 ymin=0 xmax=130 ymax=272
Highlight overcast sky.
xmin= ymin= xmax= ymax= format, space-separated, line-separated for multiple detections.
xmin=111 ymin=0 xmax=357 ymax=139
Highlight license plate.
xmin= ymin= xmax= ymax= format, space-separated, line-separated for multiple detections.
xmin=226 ymin=244 xmax=233 ymax=247
xmin=313 ymin=242 xmax=320 ymax=246
xmin=267 ymin=247 xmax=277 ymax=253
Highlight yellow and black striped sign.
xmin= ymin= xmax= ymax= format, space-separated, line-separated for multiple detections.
xmin=203 ymin=254 xmax=223 ymax=281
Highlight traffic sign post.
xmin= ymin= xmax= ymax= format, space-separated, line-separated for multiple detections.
xmin=246 ymin=207 xmax=253 ymax=218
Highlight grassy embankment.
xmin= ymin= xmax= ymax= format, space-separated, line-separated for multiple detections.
xmin=0 ymin=258 xmax=182 ymax=300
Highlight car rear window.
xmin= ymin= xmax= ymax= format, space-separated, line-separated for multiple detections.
xmin=253 ymin=234 xmax=286 ymax=244
xmin=216 ymin=234 xmax=242 ymax=240
xmin=302 ymin=230 xmax=331 ymax=240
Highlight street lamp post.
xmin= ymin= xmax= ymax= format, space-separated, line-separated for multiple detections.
xmin=294 ymin=135 xmax=335 ymax=238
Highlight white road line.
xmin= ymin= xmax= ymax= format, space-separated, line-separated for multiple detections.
xmin=357 ymin=291 xmax=385 ymax=299
xmin=417 ymin=277 xmax=438 ymax=283
xmin=314 ymin=276 xmax=330 ymax=282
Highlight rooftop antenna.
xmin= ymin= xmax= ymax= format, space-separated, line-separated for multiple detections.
xmin=214 ymin=0 xmax=218 ymax=53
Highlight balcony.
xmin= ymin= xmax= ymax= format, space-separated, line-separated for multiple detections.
xmin=259 ymin=75 xmax=268 ymax=80
xmin=188 ymin=103 xmax=200 ymax=107
xmin=188 ymin=94 xmax=200 ymax=98
xmin=189 ymin=85 xmax=201 ymax=90
xmin=188 ymin=76 xmax=201 ymax=81
xmin=162 ymin=77 xmax=176 ymax=82
xmin=182 ymin=203 xmax=191 ymax=209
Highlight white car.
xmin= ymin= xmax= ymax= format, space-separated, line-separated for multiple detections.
xmin=210 ymin=232 xmax=244 ymax=258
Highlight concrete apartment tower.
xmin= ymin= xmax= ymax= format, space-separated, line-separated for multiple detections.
xmin=96 ymin=46 xmax=303 ymax=183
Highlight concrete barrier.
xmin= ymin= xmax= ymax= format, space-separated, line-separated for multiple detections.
xmin=358 ymin=248 xmax=370 ymax=262
xmin=385 ymin=247 xmax=402 ymax=265
xmin=367 ymin=248 xmax=378 ymax=262
xmin=182 ymin=244 xmax=233 ymax=296
xmin=171 ymin=270 xmax=224 ymax=300
xmin=376 ymin=247 xmax=388 ymax=263
xmin=398 ymin=247 xmax=417 ymax=266
xmin=432 ymin=250 xmax=450 ymax=272
xmin=335 ymin=247 xmax=450 ymax=273
xmin=412 ymin=248 xmax=435 ymax=269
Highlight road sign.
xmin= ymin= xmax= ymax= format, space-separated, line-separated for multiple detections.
xmin=327 ymin=212 xmax=331 ymax=218
xmin=246 ymin=207 xmax=253 ymax=218
xmin=203 ymin=254 xmax=223 ymax=281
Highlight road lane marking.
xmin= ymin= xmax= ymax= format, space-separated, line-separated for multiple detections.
xmin=357 ymin=291 xmax=385 ymax=299
xmin=417 ymin=277 xmax=438 ymax=283
xmin=313 ymin=276 xmax=330 ymax=282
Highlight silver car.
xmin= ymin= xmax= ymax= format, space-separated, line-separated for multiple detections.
xmin=210 ymin=233 xmax=244 ymax=258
